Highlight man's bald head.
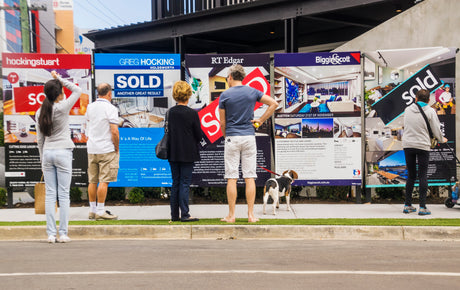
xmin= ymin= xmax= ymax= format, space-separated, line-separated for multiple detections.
xmin=97 ymin=83 xmax=112 ymax=99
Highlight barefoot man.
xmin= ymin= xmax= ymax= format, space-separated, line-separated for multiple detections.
xmin=219 ymin=64 xmax=277 ymax=223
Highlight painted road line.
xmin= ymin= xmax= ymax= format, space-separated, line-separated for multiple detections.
xmin=0 ymin=270 xmax=460 ymax=277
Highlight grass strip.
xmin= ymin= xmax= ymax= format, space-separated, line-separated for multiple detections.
xmin=1 ymin=218 xmax=460 ymax=227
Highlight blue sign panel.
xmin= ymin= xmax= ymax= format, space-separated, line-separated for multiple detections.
xmin=114 ymin=73 xmax=164 ymax=97
xmin=94 ymin=54 xmax=181 ymax=70
xmin=110 ymin=128 xmax=171 ymax=187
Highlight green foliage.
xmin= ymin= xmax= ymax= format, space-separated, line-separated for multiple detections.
xmin=376 ymin=187 xmax=404 ymax=200
xmin=208 ymin=187 xmax=227 ymax=203
xmin=290 ymin=186 xmax=303 ymax=198
xmin=316 ymin=186 xmax=350 ymax=201
xmin=0 ymin=188 xmax=6 ymax=207
xmin=128 ymin=187 xmax=145 ymax=204
xmin=69 ymin=187 xmax=82 ymax=202
xmin=141 ymin=187 xmax=162 ymax=199
xmin=106 ymin=187 xmax=126 ymax=201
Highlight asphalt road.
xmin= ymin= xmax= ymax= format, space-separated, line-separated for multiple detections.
xmin=1 ymin=239 xmax=460 ymax=289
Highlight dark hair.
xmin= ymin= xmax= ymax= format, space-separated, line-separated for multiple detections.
xmin=416 ymin=89 xmax=430 ymax=103
xmin=97 ymin=83 xmax=112 ymax=96
xmin=228 ymin=64 xmax=246 ymax=81
xmin=38 ymin=79 xmax=62 ymax=136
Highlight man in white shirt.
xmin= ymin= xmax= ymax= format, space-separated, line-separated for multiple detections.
xmin=85 ymin=83 xmax=119 ymax=220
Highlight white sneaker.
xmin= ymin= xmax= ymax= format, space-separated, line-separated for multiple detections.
xmin=95 ymin=210 xmax=118 ymax=220
xmin=47 ymin=235 xmax=56 ymax=243
xmin=59 ymin=235 xmax=71 ymax=243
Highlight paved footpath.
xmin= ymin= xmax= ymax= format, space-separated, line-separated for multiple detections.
xmin=1 ymin=203 xmax=460 ymax=222
xmin=1 ymin=203 xmax=460 ymax=242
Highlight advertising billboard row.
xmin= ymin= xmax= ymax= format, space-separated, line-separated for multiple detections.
xmin=2 ymin=48 xmax=456 ymax=189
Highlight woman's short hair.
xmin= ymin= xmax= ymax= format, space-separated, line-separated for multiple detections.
xmin=228 ymin=64 xmax=246 ymax=81
xmin=416 ymin=89 xmax=430 ymax=103
xmin=172 ymin=81 xmax=192 ymax=103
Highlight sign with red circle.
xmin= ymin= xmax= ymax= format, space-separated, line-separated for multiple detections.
xmin=7 ymin=72 xmax=19 ymax=84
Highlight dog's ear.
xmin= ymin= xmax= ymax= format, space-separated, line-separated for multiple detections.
xmin=290 ymin=170 xmax=298 ymax=180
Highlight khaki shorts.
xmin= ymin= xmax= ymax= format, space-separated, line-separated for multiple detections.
xmin=224 ymin=136 xmax=257 ymax=179
xmin=88 ymin=151 xmax=119 ymax=183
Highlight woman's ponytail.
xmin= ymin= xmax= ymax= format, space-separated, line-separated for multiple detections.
xmin=39 ymin=79 xmax=62 ymax=136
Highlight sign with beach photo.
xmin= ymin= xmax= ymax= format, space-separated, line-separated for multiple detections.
xmin=364 ymin=47 xmax=457 ymax=188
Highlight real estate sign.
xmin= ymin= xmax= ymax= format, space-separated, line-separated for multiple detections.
xmin=273 ymin=52 xmax=363 ymax=186
xmin=2 ymin=53 xmax=91 ymax=187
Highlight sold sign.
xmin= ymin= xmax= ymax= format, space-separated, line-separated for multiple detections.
xmin=198 ymin=68 xmax=270 ymax=143
xmin=14 ymin=86 xmax=80 ymax=113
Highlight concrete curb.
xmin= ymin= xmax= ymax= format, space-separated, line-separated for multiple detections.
xmin=2 ymin=225 xmax=460 ymax=241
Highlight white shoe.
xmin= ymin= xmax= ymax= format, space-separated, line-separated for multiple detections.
xmin=95 ymin=210 xmax=118 ymax=220
xmin=59 ymin=235 xmax=71 ymax=243
xmin=47 ymin=235 xmax=56 ymax=243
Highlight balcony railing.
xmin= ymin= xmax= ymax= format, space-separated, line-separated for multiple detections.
xmin=153 ymin=0 xmax=256 ymax=19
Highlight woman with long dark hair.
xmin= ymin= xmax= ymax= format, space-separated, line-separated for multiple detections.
xmin=36 ymin=71 xmax=82 ymax=243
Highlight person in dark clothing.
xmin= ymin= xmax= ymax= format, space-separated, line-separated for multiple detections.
xmin=167 ymin=81 xmax=202 ymax=222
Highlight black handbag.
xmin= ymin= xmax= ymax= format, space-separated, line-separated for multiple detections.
xmin=155 ymin=110 xmax=170 ymax=159
xmin=415 ymin=103 xmax=438 ymax=149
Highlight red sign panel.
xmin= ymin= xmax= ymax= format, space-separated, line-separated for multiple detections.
xmin=2 ymin=53 xmax=91 ymax=69
xmin=13 ymin=86 xmax=80 ymax=113
xmin=199 ymin=68 xmax=270 ymax=143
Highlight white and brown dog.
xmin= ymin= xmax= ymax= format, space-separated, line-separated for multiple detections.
xmin=263 ymin=170 xmax=298 ymax=215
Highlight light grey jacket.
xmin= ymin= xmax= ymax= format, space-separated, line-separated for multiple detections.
xmin=36 ymin=76 xmax=82 ymax=159
xmin=402 ymin=102 xmax=443 ymax=151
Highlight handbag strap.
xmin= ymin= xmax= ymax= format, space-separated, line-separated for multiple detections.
xmin=415 ymin=102 xmax=434 ymax=138
xmin=164 ymin=109 xmax=169 ymax=134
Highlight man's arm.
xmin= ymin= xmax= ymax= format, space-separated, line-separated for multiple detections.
xmin=252 ymin=94 xmax=278 ymax=125
xmin=219 ymin=108 xmax=226 ymax=137
xmin=110 ymin=123 xmax=119 ymax=153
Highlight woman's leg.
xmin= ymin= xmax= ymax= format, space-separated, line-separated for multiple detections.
xmin=55 ymin=149 xmax=73 ymax=237
xmin=416 ymin=149 xmax=430 ymax=208
xmin=42 ymin=150 xmax=57 ymax=237
xmin=178 ymin=162 xmax=194 ymax=220
xmin=169 ymin=162 xmax=180 ymax=221
xmin=404 ymin=148 xmax=417 ymax=206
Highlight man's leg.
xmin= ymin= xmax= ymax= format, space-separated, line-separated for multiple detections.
xmin=222 ymin=178 xmax=237 ymax=222
xmin=241 ymin=136 xmax=258 ymax=222
xmin=87 ymin=154 xmax=98 ymax=218
xmin=87 ymin=183 xmax=98 ymax=219
xmin=88 ymin=183 xmax=97 ymax=203
xmin=96 ymin=182 xmax=109 ymax=212
xmin=245 ymin=178 xmax=258 ymax=222
xmin=95 ymin=152 xmax=118 ymax=220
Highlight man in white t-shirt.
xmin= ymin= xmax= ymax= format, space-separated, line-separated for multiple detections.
xmin=85 ymin=83 xmax=119 ymax=220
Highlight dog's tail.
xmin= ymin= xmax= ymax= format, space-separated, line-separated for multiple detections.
xmin=265 ymin=180 xmax=277 ymax=193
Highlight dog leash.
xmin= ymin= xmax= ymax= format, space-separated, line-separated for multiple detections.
xmin=257 ymin=165 xmax=281 ymax=176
